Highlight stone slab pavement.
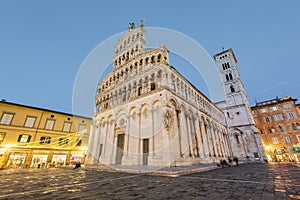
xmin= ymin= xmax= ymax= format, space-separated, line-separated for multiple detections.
xmin=0 ymin=162 xmax=300 ymax=199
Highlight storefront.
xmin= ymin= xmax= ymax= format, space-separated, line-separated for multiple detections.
xmin=0 ymin=148 xmax=6 ymax=168
xmin=52 ymin=151 xmax=68 ymax=167
xmin=31 ymin=150 xmax=50 ymax=168
xmin=273 ymin=149 xmax=285 ymax=162
xmin=6 ymin=152 xmax=27 ymax=168
xmin=70 ymin=151 xmax=85 ymax=165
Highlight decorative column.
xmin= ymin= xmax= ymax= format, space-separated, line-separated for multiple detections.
xmin=208 ymin=124 xmax=217 ymax=157
xmin=110 ymin=120 xmax=116 ymax=164
xmin=197 ymin=120 xmax=205 ymax=158
xmin=184 ymin=112 xmax=192 ymax=157
xmin=176 ymin=109 xmax=182 ymax=157
xmin=138 ymin=111 xmax=142 ymax=165
xmin=200 ymin=120 xmax=209 ymax=157
xmin=192 ymin=117 xmax=200 ymax=158
xmin=86 ymin=123 xmax=95 ymax=164
xmin=102 ymin=121 xmax=109 ymax=157
xmin=125 ymin=114 xmax=131 ymax=156
xmin=151 ymin=106 xmax=155 ymax=156
xmin=205 ymin=123 xmax=213 ymax=157
xmin=92 ymin=125 xmax=101 ymax=164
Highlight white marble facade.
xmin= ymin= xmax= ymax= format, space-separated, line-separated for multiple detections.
xmin=86 ymin=23 xmax=231 ymax=167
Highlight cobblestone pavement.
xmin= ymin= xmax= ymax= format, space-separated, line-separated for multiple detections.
xmin=0 ymin=163 xmax=300 ymax=200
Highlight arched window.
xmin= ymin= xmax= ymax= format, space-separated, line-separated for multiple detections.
xmin=230 ymin=85 xmax=235 ymax=93
xmin=229 ymin=73 xmax=233 ymax=80
xmin=145 ymin=57 xmax=149 ymax=64
xmin=157 ymin=54 xmax=162 ymax=62
xmin=226 ymin=62 xmax=230 ymax=68
xmin=137 ymin=86 xmax=142 ymax=96
xmin=139 ymin=59 xmax=143 ymax=66
xmin=151 ymin=56 xmax=155 ymax=64
xmin=296 ymin=123 xmax=300 ymax=130
xmin=226 ymin=74 xmax=229 ymax=81
xmin=234 ymin=134 xmax=240 ymax=144
xmin=150 ymin=83 xmax=156 ymax=91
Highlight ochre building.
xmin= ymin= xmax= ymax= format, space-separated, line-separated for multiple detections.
xmin=0 ymin=100 xmax=91 ymax=168
xmin=251 ymin=96 xmax=300 ymax=162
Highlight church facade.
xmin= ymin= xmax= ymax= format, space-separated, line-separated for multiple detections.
xmin=86 ymin=23 xmax=232 ymax=167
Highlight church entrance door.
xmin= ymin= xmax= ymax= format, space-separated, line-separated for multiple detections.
xmin=143 ymin=139 xmax=149 ymax=165
xmin=116 ymin=134 xmax=125 ymax=165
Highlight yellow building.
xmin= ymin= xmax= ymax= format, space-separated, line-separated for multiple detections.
xmin=0 ymin=99 xmax=91 ymax=169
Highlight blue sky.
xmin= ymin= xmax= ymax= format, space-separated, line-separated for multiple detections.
xmin=1 ymin=1 xmax=299 ymax=116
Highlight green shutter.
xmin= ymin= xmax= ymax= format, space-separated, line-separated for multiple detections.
xmin=76 ymin=140 xmax=82 ymax=146
xmin=40 ymin=136 xmax=44 ymax=144
xmin=17 ymin=134 xmax=22 ymax=142
xmin=27 ymin=135 xmax=31 ymax=143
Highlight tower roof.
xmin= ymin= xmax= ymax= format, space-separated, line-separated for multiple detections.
xmin=213 ymin=48 xmax=237 ymax=63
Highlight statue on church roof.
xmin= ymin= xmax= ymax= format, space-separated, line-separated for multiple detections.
xmin=128 ymin=22 xmax=135 ymax=31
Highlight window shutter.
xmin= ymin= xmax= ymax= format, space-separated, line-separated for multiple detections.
xmin=17 ymin=134 xmax=22 ymax=142
xmin=40 ymin=136 xmax=44 ymax=144
xmin=27 ymin=135 xmax=32 ymax=143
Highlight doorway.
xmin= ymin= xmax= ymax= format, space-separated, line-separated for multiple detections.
xmin=116 ymin=134 xmax=125 ymax=165
xmin=143 ymin=139 xmax=149 ymax=165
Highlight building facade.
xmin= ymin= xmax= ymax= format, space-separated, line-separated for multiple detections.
xmin=86 ymin=23 xmax=231 ymax=167
xmin=0 ymin=100 xmax=91 ymax=169
xmin=214 ymin=49 xmax=265 ymax=161
xmin=251 ymin=96 xmax=300 ymax=162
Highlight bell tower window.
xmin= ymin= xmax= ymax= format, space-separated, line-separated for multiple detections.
xmin=230 ymin=85 xmax=235 ymax=93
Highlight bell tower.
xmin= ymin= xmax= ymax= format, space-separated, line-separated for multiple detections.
xmin=214 ymin=48 xmax=265 ymax=161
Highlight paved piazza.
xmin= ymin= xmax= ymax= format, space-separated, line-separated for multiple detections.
xmin=0 ymin=163 xmax=300 ymax=200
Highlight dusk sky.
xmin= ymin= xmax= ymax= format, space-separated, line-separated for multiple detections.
xmin=1 ymin=1 xmax=299 ymax=117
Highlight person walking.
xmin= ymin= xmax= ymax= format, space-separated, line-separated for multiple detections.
xmin=74 ymin=161 xmax=81 ymax=169
xmin=233 ymin=156 xmax=239 ymax=166
xmin=228 ymin=157 xmax=233 ymax=166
